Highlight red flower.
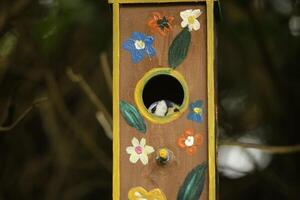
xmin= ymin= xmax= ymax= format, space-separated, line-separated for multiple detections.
xmin=176 ymin=129 xmax=203 ymax=155
xmin=148 ymin=12 xmax=174 ymax=36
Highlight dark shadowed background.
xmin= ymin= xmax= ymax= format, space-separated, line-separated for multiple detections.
xmin=0 ymin=0 xmax=299 ymax=199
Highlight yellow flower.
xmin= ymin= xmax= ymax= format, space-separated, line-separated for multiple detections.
xmin=128 ymin=187 xmax=167 ymax=200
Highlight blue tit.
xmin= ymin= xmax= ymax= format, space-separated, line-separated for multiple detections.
xmin=148 ymin=100 xmax=180 ymax=117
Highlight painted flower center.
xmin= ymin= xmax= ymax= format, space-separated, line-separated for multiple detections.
xmin=185 ymin=136 xmax=195 ymax=147
xmin=188 ymin=16 xmax=195 ymax=24
xmin=158 ymin=148 xmax=168 ymax=159
xmin=157 ymin=17 xmax=169 ymax=30
xmin=193 ymin=107 xmax=202 ymax=114
xmin=135 ymin=146 xmax=143 ymax=154
xmin=134 ymin=40 xmax=145 ymax=50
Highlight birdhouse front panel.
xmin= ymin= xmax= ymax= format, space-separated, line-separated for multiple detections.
xmin=112 ymin=1 xmax=217 ymax=200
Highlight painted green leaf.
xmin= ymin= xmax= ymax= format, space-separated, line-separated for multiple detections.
xmin=177 ymin=162 xmax=207 ymax=200
xmin=120 ymin=100 xmax=146 ymax=133
xmin=168 ymin=27 xmax=191 ymax=69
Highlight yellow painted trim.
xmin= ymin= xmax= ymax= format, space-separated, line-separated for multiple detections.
xmin=134 ymin=68 xmax=189 ymax=124
xmin=109 ymin=0 xmax=208 ymax=4
xmin=112 ymin=3 xmax=120 ymax=200
xmin=207 ymin=1 xmax=217 ymax=200
xmin=112 ymin=1 xmax=217 ymax=199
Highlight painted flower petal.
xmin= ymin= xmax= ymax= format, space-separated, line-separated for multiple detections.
xmin=180 ymin=9 xmax=192 ymax=19
xmin=145 ymin=145 xmax=154 ymax=154
xmin=148 ymin=19 xmax=157 ymax=29
xmin=186 ymin=146 xmax=197 ymax=155
xmin=195 ymin=100 xmax=203 ymax=107
xmin=149 ymin=188 xmax=168 ymax=200
xmin=194 ymin=134 xmax=203 ymax=145
xmin=126 ymin=146 xmax=135 ymax=154
xmin=134 ymin=191 xmax=143 ymax=197
xmin=187 ymin=100 xmax=204 ymax=123
xmin=194 ymin=114 xmax=203 ymax=123
xmin=127 ymin=137 xmax=155 ymax=165
xmin=181 ymin=20 xmax=188 ymax=28
xmin=144 ymin=36 xmax=154 ymax=46
xmin=148 ymin=12 xmax=174 ymax=37
xmin=123 ymin=32 xmax=156 ymax=64
xmin=180 ymin=9 xmax=202 ymax=32
xmin=146 ymin=46 xmax=156 ymax=57
xmin=177 ymin=136 xmax=186 ymax=148
xmin=188 ymin=114 xmax=202 ymax=123
xmin=128 ymin=187 xmax=148 ymax=199
xmin=168 ymin=16 xmax=175 ymax=23
xmin=189 ymin=103 xmax=195 ymax=110
xmin=158 ymin=28 xmax=167 ymax=36
xmin=122 ymin=39 xmax=135 ymax=51
xmin=192 ymin=19 xmax=201 ymax=31
xmin=187 ymin=24 xmax=193 ymax=32
xmin=140 ymin=153 xmax=149 ymax=165
xmin=184 ymin=129 xmax=194 ymax=137
xmin=140 ymin=138 xmax=146 ymax=147
xmin=129 ymin=153 xmax=140 ymax=163
xmin=131 ymin=49 xmax=145 ymax=63
xmin=144 ymin=37 xmax=156 ymax=56
xmin=131 ymin=32 xmax=145 ymax=40
xmin=192 ymin=9 xmax=202 ymax=18
xmin=153 ymin=12 xmax=161 ymax=19
xmin=131 ymin=137 xmax=140 ymax=147
xmin=187 ymin=113 xmax=197 ymax=121
xmin=128 ymin=187 xmax=167 ymax=200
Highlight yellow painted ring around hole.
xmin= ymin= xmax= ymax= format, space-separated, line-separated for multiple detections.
xmin=134 ymin=67 xmax=189 ymax=124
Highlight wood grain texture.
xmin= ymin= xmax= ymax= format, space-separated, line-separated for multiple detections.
xmin=119 ymin=3 xmax=208 ymax=200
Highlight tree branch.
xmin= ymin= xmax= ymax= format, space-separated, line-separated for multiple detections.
xmin=0 ymin=97 xmax=48 ymax=132
xmin=66 ymin=68 xmax=112 ymax=126
xmin=99 ymin=52 xmax=112 ymax=94
xmin=219 ymin=140 xmax=300 ymax=154
xmin=45 ymin=72 xmax=112 ymax=172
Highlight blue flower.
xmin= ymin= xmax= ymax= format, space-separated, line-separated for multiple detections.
xmin=122 ymin=32 xmax=156 ymax=64
xmin=187 ymin=100 xmax=204 ymax=123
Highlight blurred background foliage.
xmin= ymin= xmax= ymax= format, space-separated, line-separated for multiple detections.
xmin=0 ymin=0 xmax=299 ymax=199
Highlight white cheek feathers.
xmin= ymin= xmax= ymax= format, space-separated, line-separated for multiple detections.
xmin=148 ymin=100 xmax=168 ymax=117
xmin=148 ymin=100 xmax=181 ymax=117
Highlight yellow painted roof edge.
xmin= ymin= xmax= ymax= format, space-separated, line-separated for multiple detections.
xmin=108 ymin=0 xmax=217 ymax=4
xmin=107 ymin=0 xmax=221 ymax=21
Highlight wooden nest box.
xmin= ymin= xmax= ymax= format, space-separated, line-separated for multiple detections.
xmin=109 ymin=0 xmax=220 ymax=199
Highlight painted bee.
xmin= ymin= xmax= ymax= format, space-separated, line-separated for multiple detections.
xmin=148 ymin=100 xmax=180 ymax=117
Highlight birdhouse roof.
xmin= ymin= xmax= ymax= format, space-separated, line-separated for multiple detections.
xmin=108 ymin=0 xmax=221 ymax=21
xmin=108 ymin=0 xmax=218 ymax=3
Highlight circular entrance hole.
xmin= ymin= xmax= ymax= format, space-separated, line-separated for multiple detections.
xmin=135 ymin=68 xmax=189 ymax=124
xmin=142 ymin=74 xmax=184 ymax=109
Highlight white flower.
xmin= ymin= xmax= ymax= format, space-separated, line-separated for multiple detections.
xmin=180 ymin=9 xmax=202 ymax=31
xmin=126 ymin=137 xmax=155 ymax=165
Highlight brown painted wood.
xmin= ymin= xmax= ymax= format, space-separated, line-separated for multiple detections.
xmin=119 ymin=3 xmax=208 ymax=200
